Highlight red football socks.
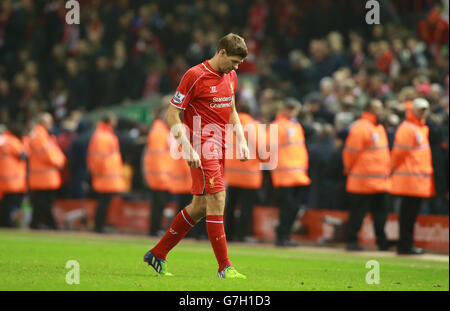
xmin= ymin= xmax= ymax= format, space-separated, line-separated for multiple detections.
xmin=206 ymin=215 xmax=231 ymax=271
xmin=151 ymin=209 xmax=195 ymax=260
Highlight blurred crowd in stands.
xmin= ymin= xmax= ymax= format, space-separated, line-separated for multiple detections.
xmin=0 ymin=0 xmax=449 ymax=216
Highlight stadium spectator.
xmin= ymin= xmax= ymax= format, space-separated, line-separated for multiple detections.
xmin=418 ymin=3 xmax=449 ymax=57
xmin=308 ymin=123 xmax=336 ymax=210
xmin=67 ymin=118 xmax=93 ymax=199
xmin=325 ymin=128 xmax=350 ymax=210
xmin=427 ymin=112 xmax=448 ymax=214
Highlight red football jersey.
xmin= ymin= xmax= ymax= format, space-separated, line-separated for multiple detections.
xmin=170 ymin=61 xmax=238 ymax=154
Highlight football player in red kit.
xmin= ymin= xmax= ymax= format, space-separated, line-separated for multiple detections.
xmin=144 ymin=33 xmax=249 ymax=279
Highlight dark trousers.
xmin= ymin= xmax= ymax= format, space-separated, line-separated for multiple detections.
xmin=94 ymin=192 xmax=115 ymax=233
xmin=0 ymin=193 xmax=23 ymax=227
xmin=177 ymin=193 xmax=193 ymax=213
xmin=276 ymin=186 xmax=305 ymax=242
xmin=150 ymin=190 xmax=170 ymax=236
xmin=346 ymin=193 xmax=388 ymax=248
xmin=225 ymin=186 xmax=257 ymax=241
xmin=30 ymin=190 xmax=57 ymax=229
xmin=398 ymin=196 xmax=422 ymax=251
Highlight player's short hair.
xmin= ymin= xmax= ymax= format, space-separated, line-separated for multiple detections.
xmin=217 ymin=33 xmax=248 ymax=59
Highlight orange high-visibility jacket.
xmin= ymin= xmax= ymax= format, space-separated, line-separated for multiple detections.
xmin=143 ymin=119 xmax=171 ymax=191
xmin=343 ymin=112 xmax=391 ymax=194
xmin=224 ymin=112 xmax=263 ymax=189
xmin=167 ymin=134 xmax=192 ymax=194
xmin=28 ymin=125 xmax=66 ymax=190
xmin=269 ymin=113 xmax=311 ymax=188
xmin=0 ymin=131 xmax=27 ymax=193
xmin=87 ymin=122 xmax=125 ymax=193
xmin=391 ymin=110 xmax=435 ymax=198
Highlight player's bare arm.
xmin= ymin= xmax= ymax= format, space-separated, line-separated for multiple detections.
xmin=166 ymin=104 xmax=201 ymax=168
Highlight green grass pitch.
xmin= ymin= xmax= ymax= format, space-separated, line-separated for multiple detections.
xmin=0 ymin=229 xmax=448 ymax=291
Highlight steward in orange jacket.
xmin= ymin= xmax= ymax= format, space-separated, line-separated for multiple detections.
xmin=225 ymin=112 xmax=263 ymax=189
xmin=391 ymin=98 xmax=434 ymax=255
xmin=87 ymin=114 xmax=125 ymax=233
xmin=167 ymin=136 xmax=193 ymax=195
xmin=0 ymin=130 xmax=27 ymax=193
xmin=0 ymin=125 xmax=27 ymax=227
xmin=343 ymin=99 xmax=390 ymax=251
xmin=270 ymin=113 xmax=310 ymax=189
xmin=143 ymin=117 xmax=172 ymax=236
xmin=143 ymin=119 xmax=171 ymax=192
xmin=143 ymin=99 xmax=196 ymax=237
xmin=29 ymin=126 xmax=65 ymax=190
xmin=28 ymin=113 xmax=66 ymax=230
xmin=224 ymin=107 xmax=262 ymax=241
xmin=268 ymin=98 xmax=310 ymax=246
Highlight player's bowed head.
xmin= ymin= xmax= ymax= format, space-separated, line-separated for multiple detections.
xmin=209 ymin=33 xmax=248 ymax=74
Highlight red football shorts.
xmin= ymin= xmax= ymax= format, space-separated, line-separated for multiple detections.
xmin=190 ymin=146 xmax=226 ymax=195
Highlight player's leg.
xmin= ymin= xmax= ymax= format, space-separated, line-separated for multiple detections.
xmin=144 ymin=157 xmax=210 ymax=275
xmin=149 ymin=195 xmax=206 ymax=259
xmin=185 ymin=194 xmax=207 ymax=222
xmin=205 ymin=190 xmax=230 ymax=268
xmin=144 ymin=194 xmax=207 ymax=275
xmin=204 ymin=190 xmax=246 ymax=279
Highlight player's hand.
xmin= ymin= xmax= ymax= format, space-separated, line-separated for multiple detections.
xmin=187 ymin=148 xmax=202 ymax=168
xmin=238 ymin=142 xmax=249 ymax=162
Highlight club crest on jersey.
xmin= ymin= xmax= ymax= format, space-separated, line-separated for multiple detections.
xmin=173 ymin=91 xmax=185 ymax=104
xmin=210 ymin=86 xmax=217 ymax=93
